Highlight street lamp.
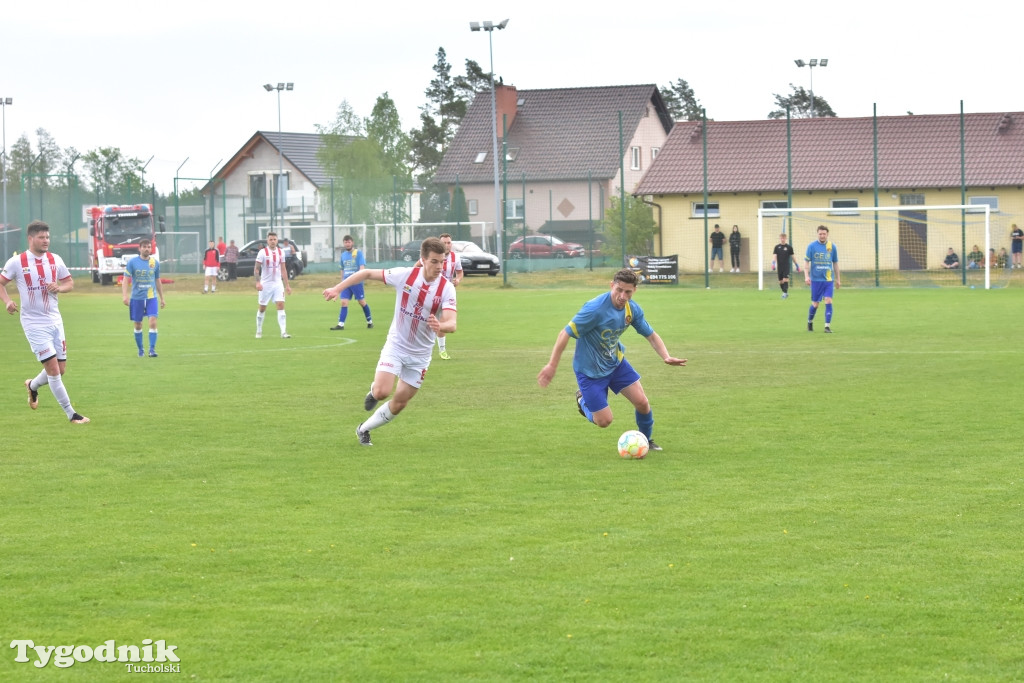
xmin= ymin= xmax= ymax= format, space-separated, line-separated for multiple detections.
xmin=1 ymin=97 xmax=11 ymax=235
xmin=469 ymin=19 xmax=508 ymax=275
xmin=794 ymin=58 xmax=827 ymax=118
xmin=263 ymin=82 xmax=293 ymax=229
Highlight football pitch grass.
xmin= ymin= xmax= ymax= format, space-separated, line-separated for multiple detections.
xmin=1 ymin=273 xmax=1021 ymax=681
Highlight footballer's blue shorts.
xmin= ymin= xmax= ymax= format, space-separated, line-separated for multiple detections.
xmin=810 ymin=280 xmax=835 ymax=302
xmin=575 ymin=359 xmax=642 ymax=413
xmin=129 ymin=297 xmax=159 ymax=322
xmin=340 ymin=283 xmax=366 ymax=301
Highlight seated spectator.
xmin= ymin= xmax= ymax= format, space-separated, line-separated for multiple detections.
xmin=967 ymin=245 xmax=984 ymax=269
xmin=942 ymin=248 xmax=960 ymax=269
xmin=997 ymin=247 xmax=1010 ymax=269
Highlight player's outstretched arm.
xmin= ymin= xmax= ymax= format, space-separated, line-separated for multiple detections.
xmin=323 ymin=269 xmax=377 ymax=301
xmin=646 ymin=332 xmax=687 ymax=367
xmin=538 ymin=329 xmax=571 ymax=387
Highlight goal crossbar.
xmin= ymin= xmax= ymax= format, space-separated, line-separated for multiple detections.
xmin=756 ymin=204 xmax=992 ymax=290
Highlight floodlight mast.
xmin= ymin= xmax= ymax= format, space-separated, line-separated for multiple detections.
xmin=794 ymin=58 xmax=828 ymax=117
xmin=470 ymin=18 xmax=509 ymax=284
xmin=263 ymin=82 xmax=294 ymax=228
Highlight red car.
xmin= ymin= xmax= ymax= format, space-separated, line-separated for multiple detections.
xmin=507 ymin=235 xmax=585 ymax=259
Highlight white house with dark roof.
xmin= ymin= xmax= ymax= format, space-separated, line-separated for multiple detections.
xmin=434 ymin=83 xmax=673 ymax=251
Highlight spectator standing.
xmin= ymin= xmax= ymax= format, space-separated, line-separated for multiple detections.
xmin=224 ymin=239 xmax=239 ymax=280
xmin=728 ymin=225 xmax=742 ymax=273
xmin=709 ymin=224 xmax=726 ymax=273
xmin=202 ymin=240 xmax=220 ymax=293
xmin=216 ymin=236 xmax=227 ymax=258
xmin=1011 ymin=224 xmax=1023 ymax=268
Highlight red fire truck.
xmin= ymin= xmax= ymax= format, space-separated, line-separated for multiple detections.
xmin=87 ymin=204 xmax=158 ymax=285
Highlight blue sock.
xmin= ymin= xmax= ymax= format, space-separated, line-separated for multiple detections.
xmin=808 ymin=305 xmax=818 ymax=321
xmin=636 ymin=409 xmax=654 ymax=441
xmin=578 ymin=394 xmax=594 ymax=423
xmin=339 ymin=307 xmax=349 ymax=324
xmin=362 ymin=303 xmax=372 ymax=321
xmin=825 ymin=304 xmax=833 ymax=324
xmin=149 ymin=330 xmax=157 ymax=351
xmin=134 ymin=331 xmax=144 ymax=352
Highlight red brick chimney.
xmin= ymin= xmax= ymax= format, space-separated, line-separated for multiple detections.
xmin=494 ymin=84 xmax=518 ymax=138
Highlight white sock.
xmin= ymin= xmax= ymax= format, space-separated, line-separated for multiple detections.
xmin=31 ymin=369 xmax=49 ymax=390
xmin=47 ymin=374 xmax=76 ymax=419
xmin=256 ymin=311 xmax=265 ymax=334
xmin=437 ymin=337 xmax=446 ymax=352
xmin=361 ymin=403 xmax=395 ymax=432
xmin=277 ymin=310 xmax=287 ymax=334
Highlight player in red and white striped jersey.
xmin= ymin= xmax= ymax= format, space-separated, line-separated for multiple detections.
xmin=0 ymin=220 xmax=90 ymax=423
xmin=323 ymin=237 xmax=457 ymax=446
xmin=254 ymin=231 xmax=292 ymax=339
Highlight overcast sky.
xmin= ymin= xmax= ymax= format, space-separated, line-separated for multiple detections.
xmin=4 ymin=0 xmax=1018 ymax=194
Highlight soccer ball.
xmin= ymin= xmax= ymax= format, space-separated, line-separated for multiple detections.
xmin=617 ymin=430 xmax=649 ymax=459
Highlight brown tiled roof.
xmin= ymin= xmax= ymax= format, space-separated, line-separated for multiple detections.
xmin=435 ymin=84 xmax=673 ymax=184
xmin=635 ymin=112 xmax=1024 ymax=195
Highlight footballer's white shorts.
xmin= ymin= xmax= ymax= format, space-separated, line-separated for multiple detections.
xmin=204 ymin=266 xmax=220 ymax=277
xmin=25 ymin=323 xmax=67 ymax=363
xmin=376 ymin=347 xmax=431 ymax=389
xmin=257 ymin=281 xmax=286 ymax=307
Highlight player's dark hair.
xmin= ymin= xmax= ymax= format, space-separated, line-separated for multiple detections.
xmin=420 ymin=237 xmax=445 ymax=259
xmin=26 ymin=220 xmax=50 ymax=237
xmin=439 ymin=232 xmax=452 ymax=240
xmin=343 ymin=235 xmax=353 ymax=241
xmin=613 ymin=268 xmax=639 ymax=286
xmin=817 ymin=225 xmax=829 ymax=232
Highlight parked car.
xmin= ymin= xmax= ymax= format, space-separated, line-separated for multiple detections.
xmin=219 ymin=238 xmax=306 ymax=281
xmin=398 ymin=240 xmax=423 ymax=262
xmin=451 ymin=240 xmax=500 ymax=276
xmin=507 ymin=235 xmax=586 ymax=259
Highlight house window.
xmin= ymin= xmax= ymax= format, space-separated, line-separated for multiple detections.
xmin=467 ymin=199 xmax=478 ymax=216
xmin=505 ymin=198 xmax=524 ymax=220
xmin=474 ymin=152 xmax=488 ymax=164
xmin=968 ymin=196 xmax=999 ymax=213
xmin=273 ymin=172 xmax=289 ymax=212
xmin=651 ymin=147 xmax=660 ymax=161
xmin=760 ymin=200 xmax=790 ymax=216
xmin=692 ymin=202 xmax=720 ymax=218
xmin=249 ymin=173 xmax=267 ymax=214
xmin=630 ymin=146 xmax=641 ymax=170
xmin=830 ymin=199 xmax=859 ymax=216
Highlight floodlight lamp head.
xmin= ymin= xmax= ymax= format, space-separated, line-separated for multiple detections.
xmin=469 ymin=21 xmax=481 ymax=31
xmin=794 ymin=59 xmax=805 ymax=67
xmin=2 ymin=97 xmax=11 ymax=105
xmin=285 ymin=83 xmax=294 ymax=90
xmin=819 ymin=58 xmax=829 ymax=67
xmin=277 ymin=82 xmax=285 ymax=90
xmin=263 ymin=84 xmax=274 ymax=91
xmin=809 ymin=59 xmax=817 ymax=67
xmin=483 ymin=20 xmax=493 ymax=29
xmin=496 ymin=18 xmax=509 ymax=29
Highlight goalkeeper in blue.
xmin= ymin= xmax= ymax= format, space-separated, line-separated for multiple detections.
xmin=537 ymin=268 xmax=687 ymax=451
xmin=804 ymin=224 xmax=841 ymax=333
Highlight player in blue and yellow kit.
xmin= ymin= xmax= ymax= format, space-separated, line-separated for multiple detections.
xmin=804 ymin=225 xmax=840 ymax=333
xmin=330 ymin=235 xmax=373 ymax=330
xmin=121 ymin=238 xmax=165 ymax=356
xmin=537 ymin=269 xmax=687 ymax=452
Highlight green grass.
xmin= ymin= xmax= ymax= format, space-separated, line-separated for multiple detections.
xmin=1 ymin=273 xmax=1022 ymax=681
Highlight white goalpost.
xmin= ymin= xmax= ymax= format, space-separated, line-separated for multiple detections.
xmin=757 ymin=204 xmax=997 ymax=290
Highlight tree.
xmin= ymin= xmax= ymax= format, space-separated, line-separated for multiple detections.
xmin=660 ymin=78 xmax=704 ymax=121
xmin=409 ymin=48 xmax=469 ymax=183
xmin=453 ymin=59 xmax=490 ymax=102
xmin=602 ymin=194 xmax=658 ymax=260
xmin=319 ymin=93 xmax=413 ymax=227
xmin=767 ymin=85 xmax=837 ymax=119
xmin=81 ymin=147 xmax=142 ymax=203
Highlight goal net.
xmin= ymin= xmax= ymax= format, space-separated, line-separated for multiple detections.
xmin=756 ymin=205 xmax=1006 ymax=290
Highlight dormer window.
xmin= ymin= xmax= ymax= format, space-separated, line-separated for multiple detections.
xmin=474 ymin=152 xmax=488 ymax=163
